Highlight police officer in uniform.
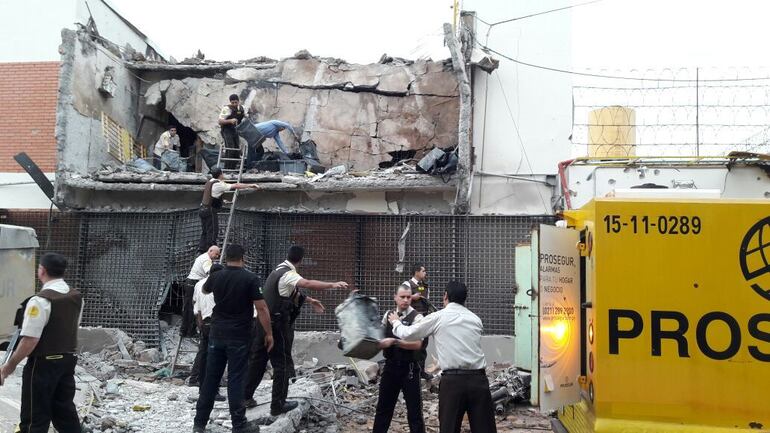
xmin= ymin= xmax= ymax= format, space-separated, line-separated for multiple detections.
xmin=401 ymin=263 xmax=434 ymax=379
xmin=372 ymin=285 xmax=426 ymax=433
xmin=197 ymin=166 xmax=255 ymax=253
xmin=244 ymin=245 xmax=348 ymax=415
xmin=218 ymin=94 xmax=245 ymax=170
xmin=0 ymin=253 xmax=83 ymax=433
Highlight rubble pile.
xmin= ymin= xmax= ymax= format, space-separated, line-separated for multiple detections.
xmin=291 ymin=359 xmax=551 ymax=433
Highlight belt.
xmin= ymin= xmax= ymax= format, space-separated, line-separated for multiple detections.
xmin=442 ymin=368 xmax=486 ymax=375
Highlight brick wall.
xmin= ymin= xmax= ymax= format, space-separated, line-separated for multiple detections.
xmin=0 ymin=62 xmax=60 ymax=173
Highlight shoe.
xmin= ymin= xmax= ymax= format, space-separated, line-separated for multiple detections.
xmin=214 ymin=392 xmax=226 ymax=402
xmin=192 ymin=425 xmax=205 ymax=433
xmin=270 ymin=400 xmax=299 ymax=416
xmin=244 ymin=398 xmax=258 ymax=408
xmin=421 ymin=371 xmax=434 ymax=381
xmin=187 ymin=378 xmax=200 ymax=387
xmin=233 ymin=420 xmax=261 ymax=433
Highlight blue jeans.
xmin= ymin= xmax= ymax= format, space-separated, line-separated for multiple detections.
xmin=194 ymin=337 xmax=250 ymax=429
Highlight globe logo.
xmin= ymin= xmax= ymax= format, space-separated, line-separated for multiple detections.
xmin=739 ymin=217 xmax=770 ymax=302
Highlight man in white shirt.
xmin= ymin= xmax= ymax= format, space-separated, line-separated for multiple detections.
xmin=198 ymin=166 xmax=256 ymax=254
xmin=0 ymin=253 xmax=83 ymax=433
xmin=388 ymin=281 xmax=497 ymax=433
xmin=244 ymin=245 xmax=348 ymax=415
xmin=153 ymin=126 xmax=180 ymax=169
xmin=182 ymin=246 xmax=221 ymax=338
xmin=188 ymin=264 xmax=223 ymax=388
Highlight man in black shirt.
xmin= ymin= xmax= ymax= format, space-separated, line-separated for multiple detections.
xmin=193 ymin=245 xmax=273 ymax=433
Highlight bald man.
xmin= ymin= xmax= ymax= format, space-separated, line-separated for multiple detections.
xmin=182 ymin=246 xmax=221 ymax=337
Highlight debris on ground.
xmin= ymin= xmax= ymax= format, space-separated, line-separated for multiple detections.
xmin=2 ymin=326 xmax=552 ymax=433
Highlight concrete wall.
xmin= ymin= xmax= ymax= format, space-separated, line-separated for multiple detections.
xmin=143 ymin=59 xmax=459 ymax=171
xmin=56 ymin=29 xmax=141 ymax=177
xmin=463 ymin=0 xmax=572 ymax=215
xmin=74 ymin=0 xmax=162 ymax=59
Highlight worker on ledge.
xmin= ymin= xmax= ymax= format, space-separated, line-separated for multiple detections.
xmin=198 ymin=166 xmax=256 ymax=254
xmin=218 ymin=94 xmax=245 ymax=170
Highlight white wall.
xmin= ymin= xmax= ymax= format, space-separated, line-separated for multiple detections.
xmin=0 ymin=0 xmax=76 ymax=62
xmin=464 ymin=0 xmax=572 ymax=215
xmin=74 ymin=0 xmax=162 ymax=59
xmin=0 ymin=173 xmax=55 ymax=209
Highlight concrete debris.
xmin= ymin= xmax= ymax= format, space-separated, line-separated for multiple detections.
xmin=2 ymin=330 xmax=549 ymax=433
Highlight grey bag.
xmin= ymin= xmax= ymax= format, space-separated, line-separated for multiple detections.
xmin=236 ymin=121 xmax=267 ymax=148
xmin=335 ymin=293 xmax=384 ymax=360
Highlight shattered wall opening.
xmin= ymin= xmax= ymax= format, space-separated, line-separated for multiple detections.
xmin=55 ymin=28 xmax=463 ymax=212
xmin=3 ymin=210 xmax=553 ymax=346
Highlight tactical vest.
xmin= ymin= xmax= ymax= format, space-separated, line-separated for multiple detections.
xmin=383 ymin=309 xmax=420 ymax=362
xmin=29 ymin=288 xmax=82 ymax=356
xmin=222 ymin=105 xmax=244 ymax=131
xmin=263 ymin=264 xmax=294 ymax=317
xmin=406 ymin=279 xmax=430 ymax=315
xmin=201 ymin=178 xmax=223 ymax=209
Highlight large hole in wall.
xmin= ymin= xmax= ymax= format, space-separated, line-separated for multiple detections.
xmin=165 ymin=114 xmax=201 ymax=171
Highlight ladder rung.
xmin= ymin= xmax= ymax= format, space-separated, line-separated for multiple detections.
xmin=221 ymin=147 xmax=242 ymax=151
xmin=219 ymin=157 xmax=243 ymax=161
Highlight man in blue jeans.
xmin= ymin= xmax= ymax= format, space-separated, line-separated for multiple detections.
xmin=193 ymin=244 xmax=273 ymax=433
xmin=244 ymin=120 xmax=298 ymax=168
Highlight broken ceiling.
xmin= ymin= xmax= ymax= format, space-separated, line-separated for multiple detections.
xmin=139 ymin=55 xmax=460 ymax=171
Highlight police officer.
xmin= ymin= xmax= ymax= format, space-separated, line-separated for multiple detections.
xmin=401 ymin=262 xmax=434 ymax=379
xmin=372 ymin=285 xmax=426 ymax=433
xmin=0 ymin=253 xmax=83 ymax=433
xmin=244 ymin=245 xmax=348 ymax=415
xmin=198 ymin=167 xmax=255 ymax=253
xmin=218 ymin=94 xmax=245 ymax=170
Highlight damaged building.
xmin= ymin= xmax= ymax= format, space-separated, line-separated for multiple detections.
xmin=0 ymin=3 xmax=558 ymax=353
xmin=56 ymin=27 xmax=464 ymax=214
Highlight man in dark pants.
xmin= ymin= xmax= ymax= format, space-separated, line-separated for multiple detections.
xmin=401 ymin=263 xmax=434 ymax=379
xmin=188 ymin=264 xmax=223 ymax=388
xmin=389 ymin=281 xmax=496 ymax=433
xmin=244 ymin=245 xmax=347 ymax=415
xmin=372 ymin=285 xmax=426 ymax=433
xmin=198 ymin=166 xmax=255 ymax=253
xmin=193 ymin=245 xmax=273 ymax=433
xmin=218 ymin=94 xmax=245 ymax=170
xmin=182 ymin=246 xmax=220 ymax=338
xmin=0 ymin=253 xmax=83 ymax=433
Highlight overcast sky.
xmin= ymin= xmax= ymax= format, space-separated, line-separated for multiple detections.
xmin=109 ymin=0 xmax=770 ymax=73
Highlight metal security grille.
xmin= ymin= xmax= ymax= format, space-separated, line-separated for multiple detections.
xmin=3 ymin=210 xmax=552 ymax=345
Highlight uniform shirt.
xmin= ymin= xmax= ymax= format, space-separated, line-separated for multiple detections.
xmin=153 ymin=131 xmax=180 ymax=157
xmin=381 ymin=306 xmax=423 ymax=326
xmin=193 ymin=277 xmax=215 ymax=320
xmin=277 ymin=260 xmax=302 ymax=297
xmin=187 ymin=252 xmax=213 ymax=281
xmin=20 ymin=279 xmax=82 ymax=338
xmin=210 ymin=179 xmax=232 ymax=198
xmin=218 ymin=105 xmax=244 ymax=122
xmin=402 ymin=277 xmax=428 ymax=298
xmin=391 ymin=302 xmax=486 ymax=371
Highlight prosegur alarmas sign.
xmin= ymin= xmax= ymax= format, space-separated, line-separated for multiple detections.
xmin=591 ymin=199 xmax=770 ymax=429
xmin=538 ymin=225 xmax=581 ymax=413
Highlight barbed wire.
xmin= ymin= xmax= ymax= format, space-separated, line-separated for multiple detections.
xmin=571 ymin=71 xmax=770 ymax=156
